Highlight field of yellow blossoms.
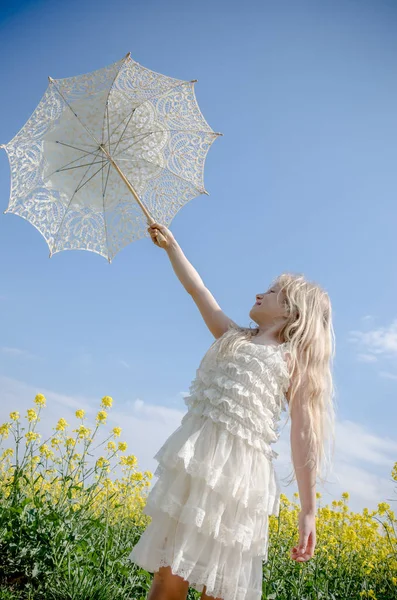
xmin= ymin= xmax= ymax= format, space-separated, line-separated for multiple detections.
xmin=0 ymin=394 xmax=396 ymax=599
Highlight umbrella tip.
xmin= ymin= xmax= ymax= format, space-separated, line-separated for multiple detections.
xmin=190 ymin=79 xmax=198 ymax=84
xmin=48 ymin=76 xmax=54 ymax=83
xmin=125 ymin=52 xmax=131 ymax=59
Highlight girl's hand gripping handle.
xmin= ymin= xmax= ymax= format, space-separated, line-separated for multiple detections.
xmin=147 ymin=221 xmax=175 ymax=250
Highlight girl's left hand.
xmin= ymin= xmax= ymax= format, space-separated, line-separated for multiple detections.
xmin=290 ymin=510 xmax=316 ymax=562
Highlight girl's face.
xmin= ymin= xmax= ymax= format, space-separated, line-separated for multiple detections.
xmin=249 ymin=282 xmax=287 ymax=323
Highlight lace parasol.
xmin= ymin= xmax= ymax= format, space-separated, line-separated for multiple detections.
xmin=0 ymin=53 xmax=222 ymax=263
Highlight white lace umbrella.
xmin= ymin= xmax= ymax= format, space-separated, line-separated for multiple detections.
xmin=0 ymin=53 xmax=222 ymax=263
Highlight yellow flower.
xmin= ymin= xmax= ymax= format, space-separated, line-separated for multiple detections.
xmin=2 ymin=448 xmax=14 ymax=458
xmin=101 ymin=396 xmax=113 ymax=409
xmin=51 ymin=438 xmax=61 ymax=448
xmin=9 ymin=411 xmax=20 ymax=421
xmin=56 ymin=418 xmax=68 ymax=431
xmin=120 ymin=454 xmax=137 ymax=467
xmin=75 ymin=409 xmax=85 ymax=420
xmin=39 ymin=444 xmax=54 ymax=459
xmin=96 ymin=457 xmax=109 ymax=469
xmin=118 ymin=441 xmax=127 ymax=452
xmin=96 ymin=410 xmax=107 ymax=424
xmin=0 ymin=423 xmax=11 ymax=438
xmin=112 ymin=426 xmax=122 ymax=437
xmin=73 ymin=425 xmax=91 ymax=439
xmin=107 ymin=441 xmax=117 ymax=451
xmin=377 ymin=502 xmax=390 ymax=515
xmin=26 ymin=408 xmax=38 ymax=422
xmin=25 ymin=431 xmax=40 ymax=443
xmin=34 ymin=394 xmax=46 ymax=407
xmin=65 ymin=437 xmax=75 ymax=447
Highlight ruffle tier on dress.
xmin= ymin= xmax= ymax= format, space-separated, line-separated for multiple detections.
xmin=129 ymin=332 xmax=291 ymax=600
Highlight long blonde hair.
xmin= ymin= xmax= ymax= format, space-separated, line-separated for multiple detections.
xmin=215 ymin=272 xmax=337 ymax=488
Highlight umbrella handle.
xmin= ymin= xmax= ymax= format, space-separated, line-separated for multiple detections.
xmin=97 ymin=146 xmax=170 ymax=250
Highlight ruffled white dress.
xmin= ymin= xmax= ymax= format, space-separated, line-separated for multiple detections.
xmin=129 ymin=329 xmax=291 ymax=600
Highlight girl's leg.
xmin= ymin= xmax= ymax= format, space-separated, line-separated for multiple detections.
xmin=147 ymin=565 xmax=190 ymax=600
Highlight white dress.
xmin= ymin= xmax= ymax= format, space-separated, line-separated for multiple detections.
xmin=129 ymin=329 xmax=291 ymax=600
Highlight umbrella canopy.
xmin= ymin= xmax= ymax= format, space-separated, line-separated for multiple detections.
xmin=1 ymin=53 xmax=222 ymax=263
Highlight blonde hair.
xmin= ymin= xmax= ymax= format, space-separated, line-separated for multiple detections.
xmin=215 ymin=271 xmax=337 ymax=488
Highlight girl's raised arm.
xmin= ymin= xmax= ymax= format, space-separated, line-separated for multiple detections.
xmin=148 ymin=222 xmax=236 ymax=339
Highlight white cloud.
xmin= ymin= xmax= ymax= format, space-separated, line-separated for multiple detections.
xmin=119 ymin=360 xmax=131 ymax=370
xmin=105 ymin=354 xmax=132 ymax=370
xmin=348 ymin=318 xmax=397 ymax=356
xmin=336 ymin=420 xmax=397 ymax=466
xmin=1 ymin=347 xmax=41 ymax=361
xmin=349 ymin=319 xmax=397 ymax=379
xmin=356 ymin=353 xmax=378 ymax=363
xmin=379 ymin=371 xmax=397 ymax=381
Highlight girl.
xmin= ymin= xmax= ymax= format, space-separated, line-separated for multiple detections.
xmin=129 ymin=222 xmax=336 ymax=600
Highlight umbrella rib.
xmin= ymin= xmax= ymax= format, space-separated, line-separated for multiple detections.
xmin=102 ymin=164 xmax=110 ymax=262
xmin=112 ymin=131 xmax=154 ymax=157
xmin=49 ymin=81 xmax=103 ymax=149
xmin=107 ymin=103 xmax=111 ymax=154
xmin=51 ymin=149 xmax=103 ymax=251
xmin=42 ymin=154 xmax=106 ymax=182
xmin=116 ymin=154 xmax=204 ymax=194
xmin=66 ymin=149 xmax=102 ymax=195
xmin=112 ymin=128 xmax=219 ymax=159
xmin=53 ymin=141 xmax=100 ymax=155
xmin=101 ymin=56 xmax=130 ymax=151
xmin=75 ymin=162 xmax=108 ymax=194
xmin=101 ymin=151 xmax=105 ymax=200
xmin=115 ymin=129 xmax=219 ymax=148
xmin=101 ymin=79 xmax=190 ymax=150
xmin=111 ymin=109 xmax=136 ymax=157
xmin=101 ymin=107 xmax=137 ymax=150
xmin=103 ymin=163 xmax=111 ymax=199
xmin=55 ymin=160 xmax=106 ymax=174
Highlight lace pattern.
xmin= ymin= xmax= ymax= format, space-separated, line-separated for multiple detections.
xmin=184 ymin=339 xmax=290 ymax=451
xmin=129 ymin=513 xmax=266 ymax=599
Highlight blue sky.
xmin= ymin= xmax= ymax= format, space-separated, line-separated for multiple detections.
xmin=0 ymin=0 xmax=396 ymax=513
